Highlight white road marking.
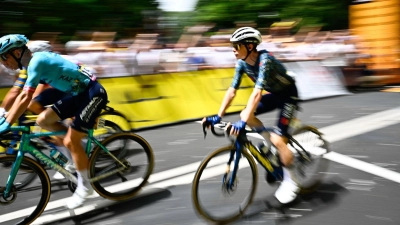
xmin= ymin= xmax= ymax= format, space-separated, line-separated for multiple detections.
xmin=1 ymin=106 xmax=400 ymax=224
xmin=378 ymin=143 xmax=400 ymax=147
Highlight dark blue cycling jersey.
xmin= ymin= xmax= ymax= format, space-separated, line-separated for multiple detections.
xmin=231 ymin=50 xmax=295 ymax=93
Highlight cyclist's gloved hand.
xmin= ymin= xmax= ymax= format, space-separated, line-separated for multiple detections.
xmin=204 ymin=115 xmax=221 ymax=126
xmin=230 ymin=120 xmax=247 ymax=135
xmin=0 ymin=119 xmax=10 ymax=134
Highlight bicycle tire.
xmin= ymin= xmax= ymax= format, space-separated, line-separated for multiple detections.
xmin=88 ymin=132 xmax=154 ymax=201
xmin=0 ymin=129 xmax=40 ymax=190
xmin=192 ymin=145 xmax=258 ymax=224
xmin=0 ymin=155 xmax=51 ymax=225
xmin=14 ymin=168 xmax=38 ymax=190
xmin=290 ymin=125 xmax=330 ymax=194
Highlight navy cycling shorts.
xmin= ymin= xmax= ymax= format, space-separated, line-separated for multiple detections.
xmin=254 ymin=84 xmax=299 ymax=136
xmin=33 ymin=88 xmax=71 ymax=107
xmin=51 ymin=81 xmax=108 ymax=133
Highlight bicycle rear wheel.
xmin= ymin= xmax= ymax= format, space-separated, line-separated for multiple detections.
xmin=93 ymin=120 xmax=123 ymax=142
xmin=192 ymin=145 xmax=258 ymax=224
xmin=289 ymin=125 xmax=330 ymax=194
xmin=0 ymin=155 xmax=51 ymax=225
xmin=88 ymin=133 xmax=154 ymax=201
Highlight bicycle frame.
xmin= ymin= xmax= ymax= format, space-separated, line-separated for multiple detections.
xmin=226 ymin=132 xmax=276 ymax=188
xmin=3 ymin=126 xmax=127 ymax=198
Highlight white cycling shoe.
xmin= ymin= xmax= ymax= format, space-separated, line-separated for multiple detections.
xmin=66 ymin=185 xmax=94 ymax=209
xmin=274 ymin=167 xmax=300 ymax=204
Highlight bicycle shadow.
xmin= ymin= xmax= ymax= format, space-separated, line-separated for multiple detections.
xmin=36 ymin=187 xmax=172 ymax=225
xmin=239 ymin=176 xmax=349 ymax=224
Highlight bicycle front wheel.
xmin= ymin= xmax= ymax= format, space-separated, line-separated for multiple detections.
xmin=192 ymin=145 xmax=258 ymax=224
xmin=0 ymin=155 xmax=51 ymax=225
xmin=289 ymin=125 xmax=330 ymax=194
xmin=88 ymin=133 xmax=154 ymax=201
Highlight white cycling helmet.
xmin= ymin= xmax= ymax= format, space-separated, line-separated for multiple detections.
xmin=27 ymin=41 xmax=53 ymax=53
xmin=230 ymin=27 xmax=262 ymax=44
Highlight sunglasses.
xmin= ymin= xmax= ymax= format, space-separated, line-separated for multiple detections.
xmin=232 ymin=43 xmax=242 ymax=51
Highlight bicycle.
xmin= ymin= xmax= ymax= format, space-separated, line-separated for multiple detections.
xmin=0 ymin=116 xmax=154 ymax=225
xmin=191 ymin=120 xmax=330 ymax=224
xmin=0 ymin=104 xmax=131 ymax=190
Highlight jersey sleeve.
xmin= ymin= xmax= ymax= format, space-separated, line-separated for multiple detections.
xmin=24 ymin=57 xmax=44 ymax=93
xmin=230 ymin=61 xmax=244 ymax=89
xmin=12 ymin=70 xmax=27 ymax=89
xmin=255 ymin=54 xmax=272 ymax=90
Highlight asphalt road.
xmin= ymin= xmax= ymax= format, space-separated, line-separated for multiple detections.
xmin=1 ymin=88 xmax=400 ymax=225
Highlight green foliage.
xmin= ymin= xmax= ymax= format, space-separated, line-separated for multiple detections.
xmin=0 ymin=0 xmax=159 ymax=41
xmin=193 ymin=0 xmax=350 ymax=31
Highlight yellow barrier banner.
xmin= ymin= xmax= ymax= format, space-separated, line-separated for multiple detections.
xmin=99 ymin=68 xmax=254 ymax=129
xmin=0 ymin=68 xmax=254 ymax=130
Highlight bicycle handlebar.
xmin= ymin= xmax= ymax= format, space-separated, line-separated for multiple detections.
xmin=202 ymin=121 xmax=232 ymax=138
xmin=202 ymin=120 xmax=261 ymax=139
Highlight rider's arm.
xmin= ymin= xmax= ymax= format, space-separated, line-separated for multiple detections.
xmin=241 ymin=88 xmax=263 ymax=122
xmin=240 ymin=56 xmax=271 ymax=123
xmin=217 ymin=87 xmax=237 ymax=117
xmin=217 ymin=62 xmax=243 ymax=117
xmin=5 ymin=57 xmax=43 ymax=124
xmin=1 ymin=72 xmax=27 ymax=111
xmin=1 ymin=87 xmax=21 ymax=111
xmin=5 ymin=90 xmax=33 ymax=124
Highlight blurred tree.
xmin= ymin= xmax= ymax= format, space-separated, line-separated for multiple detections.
xmin=193 ymin=0 xmax=351 ymax=31
xmin=0 ymin=0 xmax=159 ymax=41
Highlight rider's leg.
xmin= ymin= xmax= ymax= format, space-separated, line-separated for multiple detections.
xmin=271 ymin=87 xmax=299 ymax=204
xmin=30 ymin=88 xmax=74 ymax=160
xmin=28 ymin=88 xmax=68 ymax=114
xmin=270 ymin=133 xmax=293 ymax=166
xmin=64 ymin=127 xmax=93 ymax=209
xmin=243 ymin=93 xmax=278 ymax=142
xmin=27 ymin=99 xmax=47 ymax=115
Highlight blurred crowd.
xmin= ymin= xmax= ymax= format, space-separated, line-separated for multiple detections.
xmin=0 ymin=25 xmax=370 ymax=80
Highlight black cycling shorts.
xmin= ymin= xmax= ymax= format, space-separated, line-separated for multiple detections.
xmin=33 ymin=88 xmax=71 ymax=107
xmin=51 ymin=81 xmax=108 ymax=133
xmin=254 ymin=84 xmax=299 ymax=136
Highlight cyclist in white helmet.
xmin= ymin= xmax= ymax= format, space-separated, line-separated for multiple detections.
xmin=202 ymin=27 xmax=300 ymax=204
xmin=27 ymin=40 xmax=53 ymax=53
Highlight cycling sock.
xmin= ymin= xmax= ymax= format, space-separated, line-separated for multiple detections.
xmin=66 ymin=169 xmax=93 ymax=209
xmin=77 ymin=169 xmax=91 ymax=190
xmin=55 ymin=145 xmax=73 ymax=162
xmin=282 ymin=166 xmax=299 ymax=184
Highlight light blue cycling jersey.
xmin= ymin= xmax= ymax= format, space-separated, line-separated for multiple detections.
xmin=231 ymin=50 xmax=295 ymax=93
xmin=24 ymin=52 xmax=96 ymax=96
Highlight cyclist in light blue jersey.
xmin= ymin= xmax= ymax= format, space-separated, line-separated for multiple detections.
xmin=202 ymin=27 xmax=300 ymax=204
xmin=0 ymin=34 xmax=108 ymax=209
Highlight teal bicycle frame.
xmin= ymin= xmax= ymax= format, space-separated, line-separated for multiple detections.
xmin=4 ymin=125 xmax=126 ymax=198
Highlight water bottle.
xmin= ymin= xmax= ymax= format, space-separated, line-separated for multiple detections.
xmin=50 ymin=149 xmax=69 ymax=167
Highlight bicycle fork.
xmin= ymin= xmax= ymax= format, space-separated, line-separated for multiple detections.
xmin=223 ymin=140 xmax=242 ymax=190
xmin=3 ymin=151 xmax=24 ymax=198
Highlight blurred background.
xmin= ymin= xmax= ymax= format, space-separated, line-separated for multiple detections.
xmin=0 ymin=0 xmax=399 ymax=88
